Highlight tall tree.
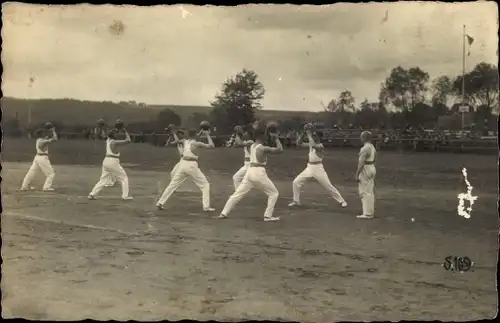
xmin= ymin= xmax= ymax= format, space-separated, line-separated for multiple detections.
xmin=323 ymin=99 xmax=340 ymax=127
xmin=210 ymin=69 xmax=265 ymax=132
xmin=324 ymin=99 xmax=338 ymax=113
xmin=338 ymin=90 xmax=356 ymax=113
xmin=355 ymin=99 xmax=378 ymax=128
xmin=323 ymin=90 xmax=356 ymax=126
xmin=431 ymin=75 xmax=454 ymax=107
xmin=379 ymin=66 xmax=430 ymax=113
xmin=452 ymin=62 xmax=499 ymax=113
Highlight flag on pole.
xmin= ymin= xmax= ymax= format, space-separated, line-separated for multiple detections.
xmin=466 ymin=35 xmax=474 ymax=56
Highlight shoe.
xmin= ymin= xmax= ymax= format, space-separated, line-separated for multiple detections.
xmin=214 ymin=214 xmax=228 ymax=219
xmin=122 ymin=196 xmax=134 ymax=201
xmin=43 ymin=188 xmax=55 ymax=191
xmin=156 ymin=204 xmax=164 ymax=211
xmin=288 ymin=201 xmax=301 ymax=207
xmin=18 ymin=188 xmax=29 ymax=191
xmin=264 ymin=216 xmax=280 ymax=222
xmin=356 ymin=214 xmax=374 ymax=219
xmin=341 ymin=202 xmax=348 ymax=208
xmin=88 ymin=194 xmax=96 ymax=200
xmin=204 ymin=207 xmax=216 ymax=212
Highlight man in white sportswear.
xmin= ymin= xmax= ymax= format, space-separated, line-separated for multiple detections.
xmin=216 ymin=125 xmax=283 ymax=222
xmin=88 ymin=128 xmax=133 ymax=200
xmin=289 ymin=124 xmax=347 ymax=208
xmin=166 ymin=129 xmax=186 ymax=177
xmin=156 ymin=129 xmax=215 ymax=212
xmin=356 ymin=131 xmax=377 ymax=219
xmin=20 ymin=127 xmax=58 ymax=191
xmin=231 ymin=125 xmax=255 ymax=190
xmin=163 ymin=129 xmax=193 ymax=193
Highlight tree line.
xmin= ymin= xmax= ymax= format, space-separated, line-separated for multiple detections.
xmin=2 ymin=62 xmax=498 ymax=136
xmin=209 ymin=62 xmax=498 ymax=133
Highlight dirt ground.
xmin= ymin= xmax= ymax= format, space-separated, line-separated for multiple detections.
xmin=1 ymin=138 xmax=498 ymax=321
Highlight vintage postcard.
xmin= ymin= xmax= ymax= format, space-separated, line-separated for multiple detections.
xmin=1 ymin=2 xmax=498 ymax=321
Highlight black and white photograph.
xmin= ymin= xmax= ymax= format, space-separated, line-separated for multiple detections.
xmin=1 ymin=2 xmax=498 ymax=321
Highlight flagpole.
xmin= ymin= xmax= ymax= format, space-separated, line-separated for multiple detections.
xmin=461 ymin=24 xmax=466 ymax=130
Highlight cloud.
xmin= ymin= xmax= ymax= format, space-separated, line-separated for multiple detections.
xmin=2 ymin=2 xmax=498 ymax=111
xmin=224 ymin=4 xmax=386 ymax=34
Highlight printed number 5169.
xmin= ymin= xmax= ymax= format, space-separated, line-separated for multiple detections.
xmin=443 ymin=256 xmax=474 ymax=272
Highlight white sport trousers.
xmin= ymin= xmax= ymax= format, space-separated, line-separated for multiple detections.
xmin=232 ymin=163 xmax=249 ymax=190
xmin=358 ymin=164 xmax=376 ymax=215
xmin=21 ymin=155 xmax=55 ymax=190
xmin=222 ymin=166 xmax=279 ymax=219
xmin=90 ymin=157 xmax=130 ymax=198
xmin=157 ymin=160 xmax=210 ymax=209
xmin=292 ymin=163 xmax=345 ymax=204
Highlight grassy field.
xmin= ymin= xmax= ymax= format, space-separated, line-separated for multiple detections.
xmin=1 ymin=138 xmax=498 ymax=321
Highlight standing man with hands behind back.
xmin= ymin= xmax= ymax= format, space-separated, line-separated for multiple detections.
xmin=356 ymin=131 xmax=377 ymax=219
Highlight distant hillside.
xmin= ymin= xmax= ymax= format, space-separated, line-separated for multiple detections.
xmin=1 ymin=97 xmax=211 ymax=127
xmin=1 ymin=97 xmax=325 ymax=127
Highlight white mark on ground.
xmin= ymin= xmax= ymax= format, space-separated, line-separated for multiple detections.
xmin=457 ymin=168 xmax=478 ymax=219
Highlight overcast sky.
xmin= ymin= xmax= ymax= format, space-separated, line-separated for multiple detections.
xmin=2 ymin=2 xmax=498 ymax=111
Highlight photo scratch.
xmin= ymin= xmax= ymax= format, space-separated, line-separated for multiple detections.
xmin=179 ymin=5 xmax=191 ymax=19
xmin=457 ymin=167 xmax=478 ymax=219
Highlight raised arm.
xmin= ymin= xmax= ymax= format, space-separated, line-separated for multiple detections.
xmin=51 ymin=128 xmax=58 ymax=141
xmin=233 ymin=133 xmax=244 ymax=147
xmin=296 ymin=132 xmax=309 ymax=148
xmin=168 ymin=132 xmax=184 ymax=145
xmin=262 ymin=134 xmax=283 ymax=154
xmin=233 ymin=134 xmax=253 ymax=148
xmin=113 ymin=130 xmax=132 ymax=145
xmin=306 ymin=131 xmax=323 ymax=150
xmin=39 ymin=128 xmax=58 ymax=144
xmin=165 ymin=135 xmax=174 ymax=146
xmin=193 ymin=131 xmax=215 ymax=149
